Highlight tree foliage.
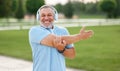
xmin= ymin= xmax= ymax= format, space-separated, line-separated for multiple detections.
xmin=85 ymin=2 xmax=100 ymax=14
xmin=63 ymin=1 xmax=74 ymax=18
xmin=54 ymin=4 xmax=63 ymax=13
xmin=0 ymin=0 xmax=12 ymax=18
xmin=113 ymin=0 xmax=120 ymax=18
xmin=11 ymin=0 xmax=17 ymax=17
xmin=11 ymin=0 xmax=17 ymax=12
xmin=26 ymin=0 xmax=44 ymax=15
xmin=98 ymin=0 xmax=117 ymax=18
xmin=25 ymin=0 xmax=120 ymax=19
xmin=15 ymin=0 xmax=25 ymax=19
xmin=72 ymin=1 xmax=85 ymax=14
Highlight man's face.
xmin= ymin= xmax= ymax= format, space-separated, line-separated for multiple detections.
xmin=40 ymin=8 xmax=54 ymax=27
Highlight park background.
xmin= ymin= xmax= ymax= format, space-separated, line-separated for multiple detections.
xmin=0 ymin=0 xmax=120 ymax=71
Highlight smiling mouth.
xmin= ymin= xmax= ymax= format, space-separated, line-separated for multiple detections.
xmin=45 ymin=21 xmax=50 ymax=22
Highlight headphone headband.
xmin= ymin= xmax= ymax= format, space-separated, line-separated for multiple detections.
xmin=36 ymin=5 xmax=58 ymax=21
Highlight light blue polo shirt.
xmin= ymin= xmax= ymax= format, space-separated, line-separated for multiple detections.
xmin=29 ymin=25 xmax=74 ymax=71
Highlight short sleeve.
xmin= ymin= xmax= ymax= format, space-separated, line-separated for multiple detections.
xmin=29 ymin=27 xmax=50 ymax=44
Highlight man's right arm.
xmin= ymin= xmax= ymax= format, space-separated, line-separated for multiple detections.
xmin=40 ymin=27 xmax=94 ymax=48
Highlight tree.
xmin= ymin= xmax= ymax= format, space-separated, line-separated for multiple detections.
xmin=85 ymin=3 xmax=97 ymax=14
xmin=11 ymin=0 xmax=17 ymax=17
xmin=15 ymin=0 xmax=25 ymax=19
xmin=26 ymin=0 xmax=44 ymax=15
xmin=63 ymin=1 xmax=74 ymax=18
xmin=54 ymin=3 xmax=63 ymax=13
xmin=98 ymin=0 xmax=117 ymax=18
xmin=0 ymin=0 xmax=12 ymax=18
xmin=113 ymin=0 xmax=120 ymax=18
xmin=72 ymin=1 xmax=85 ymax=15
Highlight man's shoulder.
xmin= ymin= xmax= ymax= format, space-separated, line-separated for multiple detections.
xmin=55 ymin=25 xmax=67 ymax=31
xmin=29 ymin=26 xmax=44 ymax=31
xmin=29 ymin=26 xmax=44 ymax=34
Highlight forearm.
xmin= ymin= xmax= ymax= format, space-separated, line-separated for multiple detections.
xmin=61 ymin=34 xmax=81 ymax=45
xmin=40 ymin=34 xmax=55 ymax=47
xmin=41 ymin=29 xmax=93 ymax=47
xmin=41 ymin=34 xmax=81 ymax=47
xmin=63 ymin=48 xmax=75 ymax=59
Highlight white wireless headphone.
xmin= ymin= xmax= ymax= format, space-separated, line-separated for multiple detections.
xmin=36 ymin=5 xmax=58 ymax=21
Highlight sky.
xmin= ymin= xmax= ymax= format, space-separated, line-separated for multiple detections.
xmin=45 ymin=0 xmax=99 ymax=5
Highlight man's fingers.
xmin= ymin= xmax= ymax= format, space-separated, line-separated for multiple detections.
xmin=62 ymin=40 xmax=66 ymax=45
xmin=80 ymin=26 xmax=86 ymax=33
xmin=87 ymin=30 xmax=94 ymax=35
xmin=86 ymin=30 xmax=94 ymax=38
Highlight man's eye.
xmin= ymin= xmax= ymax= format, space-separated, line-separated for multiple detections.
xmin=41 ymin=15 xmax=45 ymax=17
xmin=48 ymin=14 xmax=52 ymax=16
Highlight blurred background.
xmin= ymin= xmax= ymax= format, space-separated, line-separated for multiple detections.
xmin=0 ymin=0 xmax=120 ymax=71
xmin=0 ymin=0 xmax=120 ymax=28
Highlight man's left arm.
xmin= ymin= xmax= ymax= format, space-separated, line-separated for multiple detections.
xmin=53 ymin=37 xmax=75 ymax=59
xmin=63 ymin=47 xmax=76 ymax=59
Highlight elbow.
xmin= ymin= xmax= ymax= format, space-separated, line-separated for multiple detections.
xmin=66 ymin=50 xmax=76 ymax=59
xmin=69 ymin=48 xmax=76 ymax=59
xmin=63 ymin=47 xmax=76 ymax=59
xmin=69 ymin=52 xmax=76 ymax=59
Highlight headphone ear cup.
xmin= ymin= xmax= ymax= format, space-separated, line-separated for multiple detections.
xmin=36 ymin=11 xmax=40 ymax=21
xmin=54 ymin=13 xmax=58 ymax=20
xmin=54 ymin=9 xmax=58 ymax=20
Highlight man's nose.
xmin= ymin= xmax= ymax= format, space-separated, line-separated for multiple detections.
xmin=44 ymin=16 xmax=49 ymax=19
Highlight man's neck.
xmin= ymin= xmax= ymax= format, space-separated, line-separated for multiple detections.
xmin=40 ymin=23 xmax=54 ymax=29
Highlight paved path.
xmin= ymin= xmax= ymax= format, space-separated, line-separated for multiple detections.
xmin=0 ymin=55 xmax=84 ymax=71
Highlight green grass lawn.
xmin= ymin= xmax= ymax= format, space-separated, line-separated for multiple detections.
xmin=0 ymin=30 xmax=32 ymax=60
xmin=0 ymin=25 xmax=120 ymax=71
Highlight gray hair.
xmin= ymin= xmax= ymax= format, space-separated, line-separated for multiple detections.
xmin=36 ymin=5 xmax=58 ymax=21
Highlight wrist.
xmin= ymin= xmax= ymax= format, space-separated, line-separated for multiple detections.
xmin=58 ymin=48 xmax=66 ymax=53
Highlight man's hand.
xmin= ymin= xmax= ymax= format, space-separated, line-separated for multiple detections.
xmin=53 ymin=36 xmax=66 ymax=51
xmin=40 ymin=27 xmax=94 ymax=48
xmin=79 ymin=27 xmax=94 ymax=40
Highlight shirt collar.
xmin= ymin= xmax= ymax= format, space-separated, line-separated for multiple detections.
xmin=40 ymin=23 xmax=54 ymax=29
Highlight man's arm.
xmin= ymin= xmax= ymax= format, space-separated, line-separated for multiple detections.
xmin=41 ymin=27 xmax=94 ymax=48
xmin=40 ymin=27 xmax=93 ymax=59
xmin=63 ymin=47 xmax=75 ymax=59
xmin=52 ymin=36 xmax=75 ymax=59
